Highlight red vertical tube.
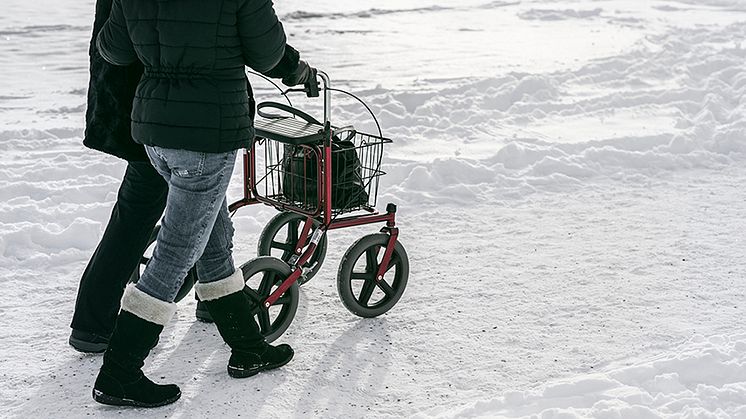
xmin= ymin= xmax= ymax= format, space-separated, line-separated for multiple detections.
xmin=324 ymin=125 xmax=333 ymax=225
xmin=243 ymin=149 xmax=250 ymax=200
xmin=248 ymin=144 xmax=256 ymax=200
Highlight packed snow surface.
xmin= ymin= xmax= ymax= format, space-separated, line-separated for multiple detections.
xmin=1 ymin=0 xmax=746 ymax=418
xmin=430 ymin=334 xmax=746 ymax=418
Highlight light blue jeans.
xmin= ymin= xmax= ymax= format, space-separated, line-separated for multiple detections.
xmin=136 ymin=146 xmax=238 ymax=302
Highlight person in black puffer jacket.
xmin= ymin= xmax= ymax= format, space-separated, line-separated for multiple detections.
xmin=90 ymin=0 xmax=317 ymax=408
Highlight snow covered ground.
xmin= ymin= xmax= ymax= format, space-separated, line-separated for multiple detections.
xmin=1 ymin=0 xmax=746 ymax=417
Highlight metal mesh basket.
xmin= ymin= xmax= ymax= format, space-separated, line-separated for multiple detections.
xmin=254 ymin=129 xmax=390 ymax=215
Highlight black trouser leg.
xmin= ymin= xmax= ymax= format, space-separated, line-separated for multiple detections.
xmin=70 ymin=161 xmax=168 ymax=337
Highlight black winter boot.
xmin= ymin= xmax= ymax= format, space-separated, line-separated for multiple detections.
xmin=69 ymin=329 xmax=110 ymax=354
xmin=70 ymin=328 xmax=160 ymax=354
xmin=92 ymin=286 xmax=180 ymax=408
xmin=195 ymin=299 xmax=213 ymax=323
xmin=195 ymin=270 xmax=294 ymax=378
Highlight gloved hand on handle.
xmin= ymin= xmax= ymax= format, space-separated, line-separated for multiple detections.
xmin=262 ymin=45 xmax=319 ymax=96
xmin=281 ymin=60 xmax=317 ymax=87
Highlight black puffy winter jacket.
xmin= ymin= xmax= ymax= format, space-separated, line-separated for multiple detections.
xmin=83 ymin=0 xmax=146 ymax=161
xmin=97 ymin=0 xmax=290 ymax=153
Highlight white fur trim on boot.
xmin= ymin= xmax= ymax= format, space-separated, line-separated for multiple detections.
xmin=194 ymin=269 xmax=245 ymax=301
xmin=120 ymin=284 xmax=177 ymax=326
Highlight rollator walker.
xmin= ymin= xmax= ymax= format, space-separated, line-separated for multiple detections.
xmin=132 ymin=71 xmax=410 ymax=341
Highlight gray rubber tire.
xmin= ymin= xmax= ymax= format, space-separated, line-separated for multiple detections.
xmin=240 ymin=256 xmax=299 ymax=343
xmin=337 ymin=233 xmax=409 ymax=318
xmin=258 ymin=211 xmax=327 ymax=286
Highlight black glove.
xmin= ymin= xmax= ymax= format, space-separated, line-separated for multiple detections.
xmin=282 ymin=60 xmax=317 ymax=87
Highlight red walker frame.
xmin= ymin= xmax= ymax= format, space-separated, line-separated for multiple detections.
xmin=228 ymin=73 xmax=400 ymax=310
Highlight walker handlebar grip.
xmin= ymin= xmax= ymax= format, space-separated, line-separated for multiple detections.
xmin=305 ymin=75 xmax=320 ymax=98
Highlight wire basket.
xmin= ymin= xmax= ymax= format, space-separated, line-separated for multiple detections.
xmin=254 ymin=130 xmax=390 ymax=215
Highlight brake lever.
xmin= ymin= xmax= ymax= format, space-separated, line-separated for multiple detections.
xmin=282 ymin=83 xmax=321 ymax=98
xmin=282 ymin=87 xmax=306 ymax=95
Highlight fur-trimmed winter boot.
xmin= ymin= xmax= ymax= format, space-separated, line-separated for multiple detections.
xmin=194 ymin=270 xmax=294 ymax=378
xmin=92 ymin=285 xmax=181 ymax=407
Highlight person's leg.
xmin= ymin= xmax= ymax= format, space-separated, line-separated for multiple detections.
xmin=134 ymin=147 xmax=237 ymax=301
xmin=93 ymin=147 xmax=236 ymax=407
xmin=194 ymin=200 xmax=235 ymax=282
xmin=93 ymin=286 xmax=180 ymax=407
xmin=192 ymin=199 xmax=236 ymax=323
xmin=192 ymin=201 xmax=294 ymax=378
xmin=70 ymin=161 xmax=167 ymax=352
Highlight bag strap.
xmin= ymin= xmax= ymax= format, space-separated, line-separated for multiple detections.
xmin=335 ymin=129 xmax=357 ymax=143
xmin=257 ymin=101 xmax=322 ymax=125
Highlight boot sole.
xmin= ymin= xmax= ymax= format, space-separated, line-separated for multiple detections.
xmin=93 ymin=388 xmax=181 ymax=408
xmin=227 ymin=354 xmax=294 ymax=379
xmin=70 ymin=337 xmax=159 ymax=353
xmin=69 ymin=336 xmax=108 ymax=354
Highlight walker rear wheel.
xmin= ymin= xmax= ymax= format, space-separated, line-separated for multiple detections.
xmin=240 ymin=256 xmax=299 ymax=343
xmin=258 ymin=212 xmax=327 ymax=285
xmin=337 ymin=233 xmax=409 ymax=318
xmin=129 ymin=225 xmax=196 ymax=303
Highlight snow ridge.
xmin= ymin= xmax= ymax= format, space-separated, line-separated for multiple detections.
xmin=332 ymin=23 xmax=746 ymax=205
xmin=282 ymin=6 xmax=454 ymax=21
xmin=518 ymin=8 xmax=603 ymax=21
xmin=280 ymin=0 xmax=519 ymax=21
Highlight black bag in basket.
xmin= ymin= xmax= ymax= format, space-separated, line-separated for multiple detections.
xmin=282 ymin=134 xmax=368 ymax=210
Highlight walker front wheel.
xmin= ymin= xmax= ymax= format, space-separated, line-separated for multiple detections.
xmin=258 ymin=212 xmax=327 ymax=286
xmin=337 ymin=233 xmax=409 ymax=318
xmin=240 ymin=256 xmax=299 ymax=343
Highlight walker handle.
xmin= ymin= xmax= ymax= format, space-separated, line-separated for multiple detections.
xmin=305 ymin=75 xmax=320 ymax=98
xmin=284 ymin=71 xmax=331 ymax=123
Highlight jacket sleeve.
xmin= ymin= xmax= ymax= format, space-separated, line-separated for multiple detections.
xmin=237 ymin=0 xmax=287 ymax=73
xmin=95 ymin=0 xmax=138 ymax=66
xmin=262 ymin=44 xmax=300 ymax=79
